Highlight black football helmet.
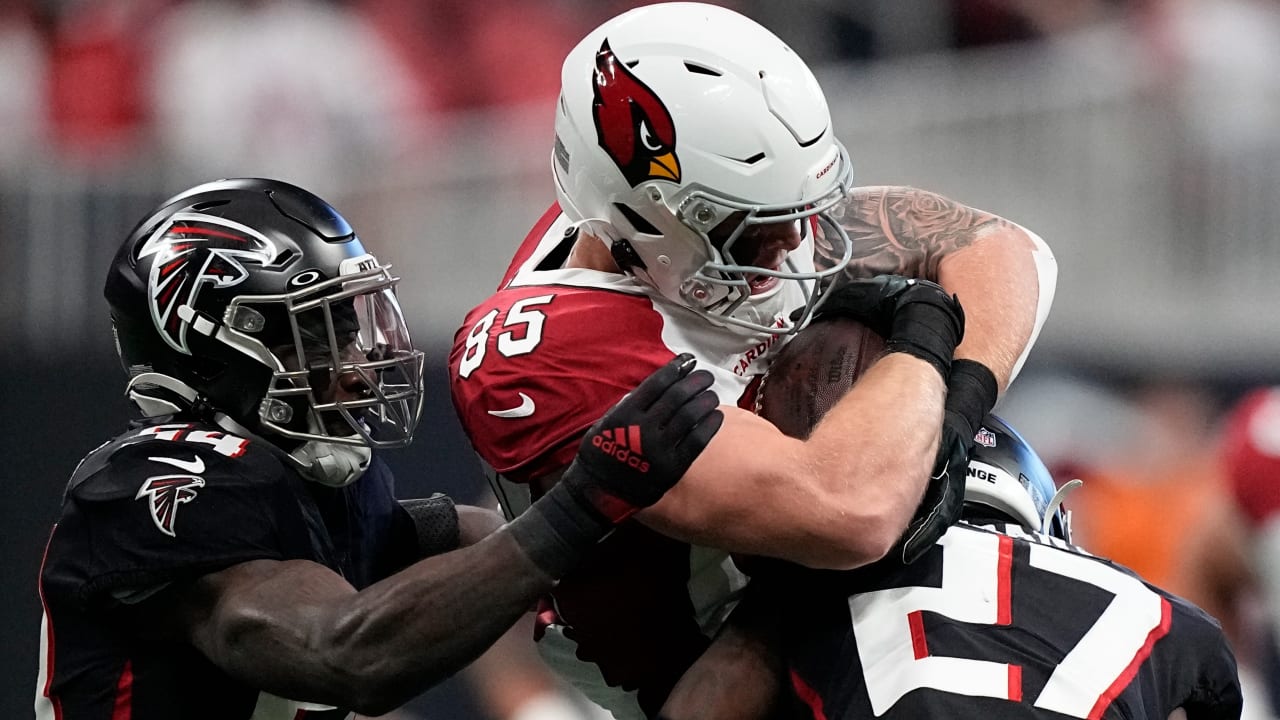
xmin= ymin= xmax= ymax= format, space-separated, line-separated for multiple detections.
xmin=964 ymin=414 xmax=1075 ymax=541
xmin=104 ymin=178 xmax=424 ymax=471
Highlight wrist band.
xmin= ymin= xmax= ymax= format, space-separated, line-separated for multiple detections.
xmin=946 ymin=359 xmax=999 ymax=442
xmin=884 ymin=300 xmax=964 ymax=379
xmin=506 ymin=481 xmax=612 ymax=579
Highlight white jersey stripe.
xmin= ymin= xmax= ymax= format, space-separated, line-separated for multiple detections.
xmin=34 ymin=609 xmax=55 ymax=720
xmin=249 ymin=692 xmax=349 ymax=720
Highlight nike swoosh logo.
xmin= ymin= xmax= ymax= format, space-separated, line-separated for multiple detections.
xmin=488 ymin=393 xmax=535 ymax=419
xmin=149 ymin=455 xmax=206 ymax=474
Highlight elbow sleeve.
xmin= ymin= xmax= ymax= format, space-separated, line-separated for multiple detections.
xmin=399 ymin=494 xmax=461 ymax=560
xmin=1009 ymin=226 xmax=1056 ymax=384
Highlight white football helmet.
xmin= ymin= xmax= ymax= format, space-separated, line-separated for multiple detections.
xmin=552 ymin=2 xmax=855 ymax=334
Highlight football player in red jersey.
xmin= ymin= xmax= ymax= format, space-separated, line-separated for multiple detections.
xmin=35 ymin=178 xmax=722 ymax=720
xmin=660 ymin=415 xmax=1243 ymax=720
xmin=1220 ymin=387 xmax=1280 ymax=713
xmin=448 ymin=3 xmax=1057 ymax=717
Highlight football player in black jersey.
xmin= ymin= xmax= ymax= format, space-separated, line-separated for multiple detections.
xmin=35 ymin=178 xmax=724 ymax=720
xmin=660 ymin=415 xmax=1243 ymax=720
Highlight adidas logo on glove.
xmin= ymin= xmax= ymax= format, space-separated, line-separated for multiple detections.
xmin=591 ymin=425 xmax=650 ymax=472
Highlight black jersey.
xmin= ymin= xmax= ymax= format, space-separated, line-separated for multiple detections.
xmin=778 ymin=523 xmax=1242 ymax=720
xmin=36 ymin=418 xmax=419 ymax=720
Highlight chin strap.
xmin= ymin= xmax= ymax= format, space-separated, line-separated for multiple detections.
xmin=287 ymin=412 xmax=373 ymax=487
xmin=128 ymin=372 xmax=370 ymax=487
xmin=220 ymin=406 xmax=371 ymax=487
xmin=289 ymin=441 xmax=371 ymax=487
xmin=125 ymin=372 xmax=201 ymax=417
xmin=1043 ymin=478 xmax=1083 ymax=542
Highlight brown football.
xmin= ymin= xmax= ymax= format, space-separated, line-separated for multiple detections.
xmin=755 ymin=316 xmax=887 ymax=439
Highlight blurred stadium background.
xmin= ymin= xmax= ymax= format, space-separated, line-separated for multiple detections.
xmin=5 ymin=0 xmax=1280 ymax=718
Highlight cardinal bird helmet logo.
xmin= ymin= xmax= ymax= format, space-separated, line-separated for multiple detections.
xmin=138 ymin=213 xmax=281 ymax=355
xmin=591 ymin=39 xmax=682 ymax=187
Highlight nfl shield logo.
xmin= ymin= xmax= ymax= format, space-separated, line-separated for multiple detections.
xmin=974 ymin=428 xmax=997 ymax=448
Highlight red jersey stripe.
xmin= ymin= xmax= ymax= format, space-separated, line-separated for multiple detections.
xmin=1087 ymin=597 xmax=1174 ymax=720
xmin=111 ymin=660 xmax=133 ymax=720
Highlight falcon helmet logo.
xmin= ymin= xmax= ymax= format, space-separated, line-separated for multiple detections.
xmin=138 ymin=212 xmax=281 ymax=354
xmin=591 ymin=40 xmax=681 ymax=187
xmin=135 ymin=474 xmax=205 ymax=538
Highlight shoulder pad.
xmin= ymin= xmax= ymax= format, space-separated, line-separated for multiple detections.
xmin=450 ymin=287 xmax=673 ymax=480
xmin=67 ymin=421 xmax=283 ymax=503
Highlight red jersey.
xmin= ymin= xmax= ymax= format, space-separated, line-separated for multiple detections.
xmin=1221 ymin=387 xmax=1280 ymax=527
xmin=449 ymin=205 xmax=811 ymax=718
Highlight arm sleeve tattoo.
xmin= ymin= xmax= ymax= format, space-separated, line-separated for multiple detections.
xmin=817 ymin=186 xmax=1015 ymax=279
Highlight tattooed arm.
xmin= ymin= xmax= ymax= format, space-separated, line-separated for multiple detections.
xmin=819 ymin=186 xmax=1056 ymax=391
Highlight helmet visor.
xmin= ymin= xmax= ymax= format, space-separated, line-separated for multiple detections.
xmin=261 ymin=264 xmax=425 ymax=448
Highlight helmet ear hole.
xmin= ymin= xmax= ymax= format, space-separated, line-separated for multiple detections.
xmin=613 ymin=203 xmax=660 ymax=235
xmin=192 ymin=199 xmax=229 ymax=212
xmin=610 ymin=239 xmax=647 ymax=273
xmin=609 ymin=203 xmax=658 ymax=273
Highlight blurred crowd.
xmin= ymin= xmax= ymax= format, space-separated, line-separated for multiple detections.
xmin=3 ymin=0 xmax=1276 ymax=205
xmin=11 ymin=0 xmax=1278 ymax=172
xmin=1000 ymin=375 xmax=1280 ymax=720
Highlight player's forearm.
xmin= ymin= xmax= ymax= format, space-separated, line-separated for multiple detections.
xmin=659 ymin=614 xmax=784 ymax=720
xmin=661 ymin=573 xmax=798 ymax=720
xmin=313 ymin=528 xmax=552 ymax=713
xmin=799 ymin=353 xmax=944 ymax=564
xmin=189 ymin=531 xmax=553 ymax=716
xmin=642 ymin=354 xmax=942 ymax=569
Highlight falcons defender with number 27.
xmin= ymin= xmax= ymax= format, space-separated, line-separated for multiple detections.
xmin=660 ymin=415 xmax=1243 ymax=720
xmin=449 ymin=3 xmax=1058 ymax=718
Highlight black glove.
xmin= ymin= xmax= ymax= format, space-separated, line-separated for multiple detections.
xmin=898 ymin=359 xmax=999 ymax=564
xmin=508 ymin=354 xmax=724 ymax=577
xmin=814 ymin=275 xmax=965 ymax=379
xmin=898 ymin=422 xmax=968 ymax=564
xmin=563 ymin=352 xmax=724 ymax=523
xmin=943 ymin=360 xmax=1000 ymax=455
